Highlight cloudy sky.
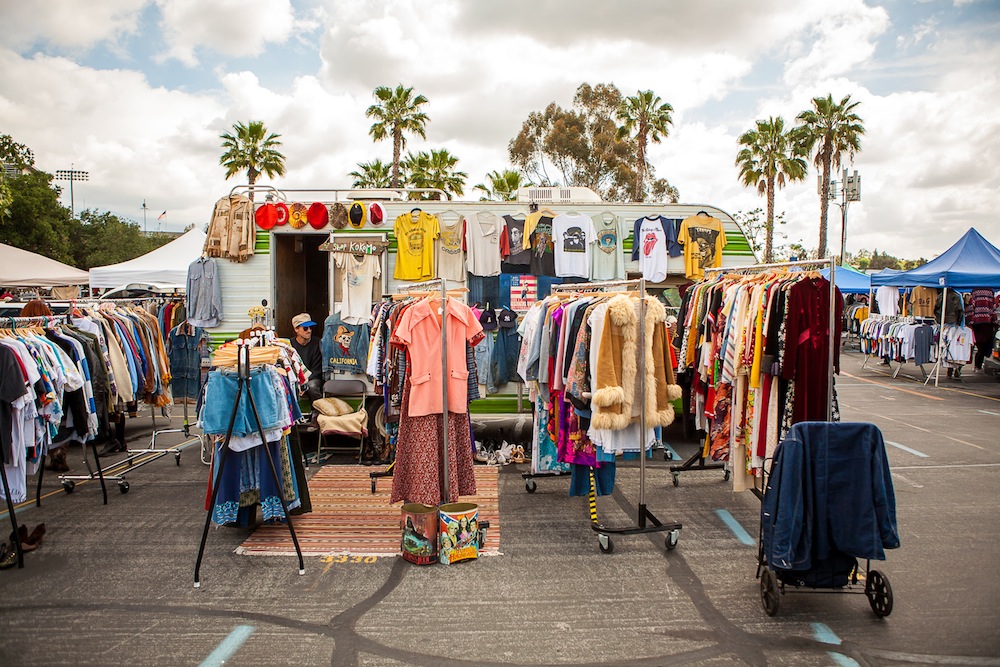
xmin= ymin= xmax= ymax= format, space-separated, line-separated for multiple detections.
xmin=2 ymin=0 xmax=998 ymax=260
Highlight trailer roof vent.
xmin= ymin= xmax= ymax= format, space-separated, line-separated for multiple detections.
xmin=516 ymin=186 xmax=602 ymax=204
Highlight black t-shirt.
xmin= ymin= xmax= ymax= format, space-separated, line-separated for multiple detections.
xmin=291 ymin=337 xmax=323 ymax=380
xmin=528 ymin=214 xmax=556 ymax=277
xmin=0 ymin=346 xmax=29 ymax=464
xmin=501 ymin=215 xmax=531 ymax=274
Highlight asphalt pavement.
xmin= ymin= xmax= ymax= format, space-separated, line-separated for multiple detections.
xmin=0 ymin=348 xmax=998 ymax=666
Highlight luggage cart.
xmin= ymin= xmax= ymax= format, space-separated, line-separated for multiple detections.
xmin=756 ymin=421 xmax=897 ymax=618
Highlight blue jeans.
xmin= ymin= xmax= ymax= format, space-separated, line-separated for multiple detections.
xmin=202 ymin=367 xmax=286 ymax=436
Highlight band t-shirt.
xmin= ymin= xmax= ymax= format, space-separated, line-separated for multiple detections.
xmin=500 ymin=216 xmax=531 ymax=273
xmin=552 ymin=213 xmax=595 ymax=279
xmin=436 ymin=215 xmax=466 ymax=282
xmin=590 ymin=213 xmax=625 ymax=281
xmin=394 ymin=211 xmax=439 ymax=281
xmin=321 ymin=312 xmax=371 ymax=374
xmin=524 ymin=212 xmax=556 ymax=277
xmin=334 ymin=253 xmax=381 ymax=325
xmin=678 ymin=214 xmax=727 ymax=280
xmin=634 ymin=216 xmax=669 ymax=282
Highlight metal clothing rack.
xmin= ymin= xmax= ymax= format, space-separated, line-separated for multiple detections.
xmin=859 ymin=313 xmax=935 ymax=379
xmin=194 ymin=341 xmax=305 ymax=587
xmin=545 ymin=278 xmax=683 ymax=554
xmin=669 ymin=259 xmax=837 ymax=490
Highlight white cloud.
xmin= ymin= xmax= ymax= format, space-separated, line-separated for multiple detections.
xmin=782 ymin=1 xmax=890 ymax=86
xmin=0 ymin=0 xmax=146 ymax=51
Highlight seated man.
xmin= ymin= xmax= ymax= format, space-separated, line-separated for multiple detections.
xmin=290 ymin=313 xmax=323 ymax=401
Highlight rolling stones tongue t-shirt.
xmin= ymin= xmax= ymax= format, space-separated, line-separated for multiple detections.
xmin=526 ymin=213 xmax=556 ymax=277
xmin=635 ymin=216 xmax=669 ymax=282
xmin=552 ymin=213 xmax=595 ymax=279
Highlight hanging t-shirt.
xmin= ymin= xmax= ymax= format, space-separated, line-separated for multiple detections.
xmin=908 ymin=286 xmax=936 ymax=318
xmin=524 ymin=212 xmax=556 ymax=277
xmin=875 ymin=285 xmax=900 ymax=317
xmin=394 ymin=211 xmax=439 ymax=281
xmin=590 ymin=212 xmax=625 ymax=281
xmin=321 ymin=312 xmax=371 ymax=374
xmin=334 ymin=253 xmax=381 ymax=325
xmin=551 ymin=213 xmax=595 ymax=279
xmin=678 ymin=214 xmax=727 ymax=280
xmin=436 ymin=215 xmax=466 ymax=282
xmin=465 ymin=211 xmax=503 ymax=277
xmin=500 ymin=215 xmax=531 ymax=273
xmin=632 ymin=216 xmax=669 ymax=282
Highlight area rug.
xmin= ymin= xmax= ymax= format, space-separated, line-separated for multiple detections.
xmin=236 ymin=465 xmax=500 ymax=557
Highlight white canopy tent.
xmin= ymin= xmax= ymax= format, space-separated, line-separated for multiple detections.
xmin=89 ymin=227 xmax=206 ymax=290
xmin=0 ymin=243 xmax=90 ymax=287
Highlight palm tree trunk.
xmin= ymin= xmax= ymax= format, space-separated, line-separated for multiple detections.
xmin=818 ymin=144 xmax=832 ymax=258
xmin=392 ymin=128 xmax=402 ymax=189
xmin=248 ymin=168 xmax=258 ymax=202
xmin=636 ymin=135 xmax=646 ymax=202
xmin=765 ymin=175 xmax=775 ymax=263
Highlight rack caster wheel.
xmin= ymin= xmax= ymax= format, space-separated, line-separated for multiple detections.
xmin=525 ymin=480 xmax=537 ymax=494
xmin=665 ymin=529 xmax=680 ymax=551
xmin=723 ymin=469 xmax=731 ymax=482
xmin=370 ymin=479 xmax=377 ymax=494
xmin=118 ymin=481 xmax=130 ymax=494
xmin=62 ymin=480 xmax=75 ymax=494
xmin=866 ymin=569 xmax=893 ymax=617
xmin=598 ymin=534 xmax=614 ymax=554
xmin=672 ymin=472 xmax=680 ymax=487
xmin=175 ymin=452 xmax=181 ymax=466
xmin=663 ymin=450 xmax=673 ymax=461
xmin=760 ymin=568 xmax=780 ymax=616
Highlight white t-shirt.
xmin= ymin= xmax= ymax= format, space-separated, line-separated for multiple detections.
xmin=552 ymin=213 xmax=595 ymax=279
xmin=635 ymin=216 xmax=669 ymax=282
xmin=436 ymin=215 xmax=466 ymax=282
xmin=334 ymin=253 xmax=381 ymax=325
xmin=465 ymin=212 xmax=503 ymax=277
xmin=875 ymin=285 xmax=900 ymax=317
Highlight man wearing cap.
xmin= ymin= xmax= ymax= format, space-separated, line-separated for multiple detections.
xmin=291 ymin=313 xmax=324 ymax=400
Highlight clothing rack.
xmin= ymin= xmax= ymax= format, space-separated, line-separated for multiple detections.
xmin=194 ymin=341 xmax=305 ymax=587
xmin=552 ymin=278 xmax=682 ymax=554
xmin=859 ymin=314 xmax=935 ymax=379
xmin=669 ymin=259 xmax=836 ymax=492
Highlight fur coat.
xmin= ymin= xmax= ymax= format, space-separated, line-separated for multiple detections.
xmin=591 ymin=294 xmax=683 ymax=431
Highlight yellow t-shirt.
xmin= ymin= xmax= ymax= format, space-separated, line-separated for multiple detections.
xmin=394 ymin=211 xmax=440 ymax=280
xmin=679 ymin=215 xmax=727 ymax=280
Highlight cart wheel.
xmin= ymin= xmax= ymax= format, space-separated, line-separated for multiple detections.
xmin=665 ymin=529 xmax=680 ymax=551
xmin=672 ymin=472 xmax=680 ymax=487
xmin=62 ymin=480 xmax=75 ymax=494
xmin=525 ymin=480 xmax=537 ymax=494
xmin=663 ymin=450 xmax=673 ymax=461
xmin=760 ymin=568 xmax=780 ymax=616
xmin=175 ymin=452 xmax=181 ymax=466
xmin=723 ymin=469 xmax=731 ymax=482
xmin=598 ymin=534 xmax=614 ymax=554
xmin=866 ymin=569 xmax=893 ymax=617
xmin=118 ymin=480 xmax=130 ymax=494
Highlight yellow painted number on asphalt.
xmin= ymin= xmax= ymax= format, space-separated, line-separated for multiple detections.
xmin=320 ymin=555 xmax=378 ymax=564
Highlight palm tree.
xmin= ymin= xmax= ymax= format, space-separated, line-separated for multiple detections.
xmin=474 ymin=169 xmax=528 ymax=201
xmin=615 ymin=90 xmax=674 ymax=201
xmin=794 ymin=94 xmax=865 ymax=258
xmin=735 ymin=116 xmax=808 ymax=262
xmin=365 ymin=85 xmax=430 ymax=188
xmin=219 ymin=120 xmax=286 ymax=199
xmin=401 ymin=151 xmax=431 ymax=196
xmin=401 ymin=150 xmax=466 ymax=200
xmin=349 ymin=159 xmax=392 ymax=188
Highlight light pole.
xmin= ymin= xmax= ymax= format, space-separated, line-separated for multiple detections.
xmin=823 ymin=169 xmax=861 ymax=265
xmin=55 ymin=165 xmax=89 ymax=218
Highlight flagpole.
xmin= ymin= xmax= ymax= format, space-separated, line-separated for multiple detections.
xmin=142 ymin=199 xmax=148 ymax=234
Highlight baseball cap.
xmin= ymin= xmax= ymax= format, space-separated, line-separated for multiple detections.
xmin=255 ymin=203 xmax=278 ymax=230
xmin=292 ymin=313 xmax=316 ymax=328
xmin=479 ymin=309 xmax=498 ymax=332
xmin=348 ymin=202 xmax=366 ymax=228
xmin=369 ymin=202 xmax=385 ymax=226
xmin=497 ymin=307 xmax=517 ymax=328
xmin=307 ymin=202 xmax=329 ymax=229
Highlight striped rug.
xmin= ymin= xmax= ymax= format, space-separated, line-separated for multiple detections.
xmin=236 ymin=465 xmax=500 ymax=557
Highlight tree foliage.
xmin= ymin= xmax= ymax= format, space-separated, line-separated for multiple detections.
xmin=400 ymin=149 xmax=467 ymax=200
xmin=1 ymin=170 xmax=76 ymax=263
xmin=70 ymin=209 xmax=173 ymax=270
xmin=349 ymin=159 xmax=392 ymax=188
xmin=733 ymin=208 xmax=788 ymax=260
xmin=616 ymin=90 xmax=674 ymax=201
xmin=219 ymin=120 xmax=287 ymax=192
xmin=474 ymin=169 xmax=529 ymax=201
xmin=0 ymin=134 xmax=35 ymax=170
xmin=366 ymin=85 xmax=430 ymax=188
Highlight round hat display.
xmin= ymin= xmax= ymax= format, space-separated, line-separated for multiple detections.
xmin=255 ymin=203 xmax=278 ymax=230
xmin=330 ymin=202 xmax=349 ymax=229
xmin=274 ymin=202 xmax=289 ymax=226
xmin=307 ymin=202 xmax=329 ymax=229
xmin=348 ymin=202 xmax=366 ymax=228
xmin=369 ymin=201 xmax=385 ymax=226
xmin=289 ymin=202 xmax=308 ymax=229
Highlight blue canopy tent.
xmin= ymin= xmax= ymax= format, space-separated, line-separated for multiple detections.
xmin=820 ymin=264 xmax=871 ymax=294
xmin=870 ymin=228 xmax=1000 ymax=289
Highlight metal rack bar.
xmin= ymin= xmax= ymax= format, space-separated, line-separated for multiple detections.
xmin=705 ymin=258 xmax=834 ymax=274
xmin=228 ymin=184 xmax=450 ymax=202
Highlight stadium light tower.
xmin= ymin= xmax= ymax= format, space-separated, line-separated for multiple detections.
xmin=821 ymin=169 xmax=861 ymax=265
xmin=55 ymin=165 xmax=89 ymax=218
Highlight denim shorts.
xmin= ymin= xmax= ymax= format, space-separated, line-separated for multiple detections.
xmin=202 ymin=367 xmax=286 ymax=436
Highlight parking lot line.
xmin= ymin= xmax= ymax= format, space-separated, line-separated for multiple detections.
xmin=714 ymin=509 xmax=754 ymax=546
xmin=886 ymin=441 xmax=929 ymax=458
xmin=841 ymin=372 xmax=944 ymax=401
xmin=978 ymin=410 xmax=1000 ymax=416
xmin=199 ymin=625 xmax=255 ymax=667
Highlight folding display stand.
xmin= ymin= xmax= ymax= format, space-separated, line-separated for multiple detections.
xmin=194 ymin=341 xmax=305 ymax=587
xmin=670 ymin=259 xmax=836 ymax=490
xmin=1 ymin=453 xmax=25 ymax=569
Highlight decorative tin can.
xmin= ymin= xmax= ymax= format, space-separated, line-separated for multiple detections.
xmin=438 ymin=502 xmax=480 ymax=565
xmin=400 ymin=503 xmax=439 ymax=565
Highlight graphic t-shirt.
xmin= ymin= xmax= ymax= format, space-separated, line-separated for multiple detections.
xmin=436 ymin=215 xmax=466 ymax=282
xmin=334 ymin=253 xmax=381 ymax=325
xmin=552 ymin=213 xmax=595 ymax=279
xmin=634 ymin=217 xmax=669 ymax=282
xmin=590 ymin=213 xmax=625 ymax=281
xmin=394 ymin=211 xmax=440 ymax=281
xmin=465 ymin=212 xmax=503 ymax=277
xmin=321 ymin=312 xmax=371 ymax=374
xmin=678 ymin=214 xmax=727 ymax=280
xmin=500 ymin=216 xmax=531 ymax=273
xmin=909 ymin=286 xmax=937 ymax=318
xmin=524 ymin=212 xmax=556 ymax=277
